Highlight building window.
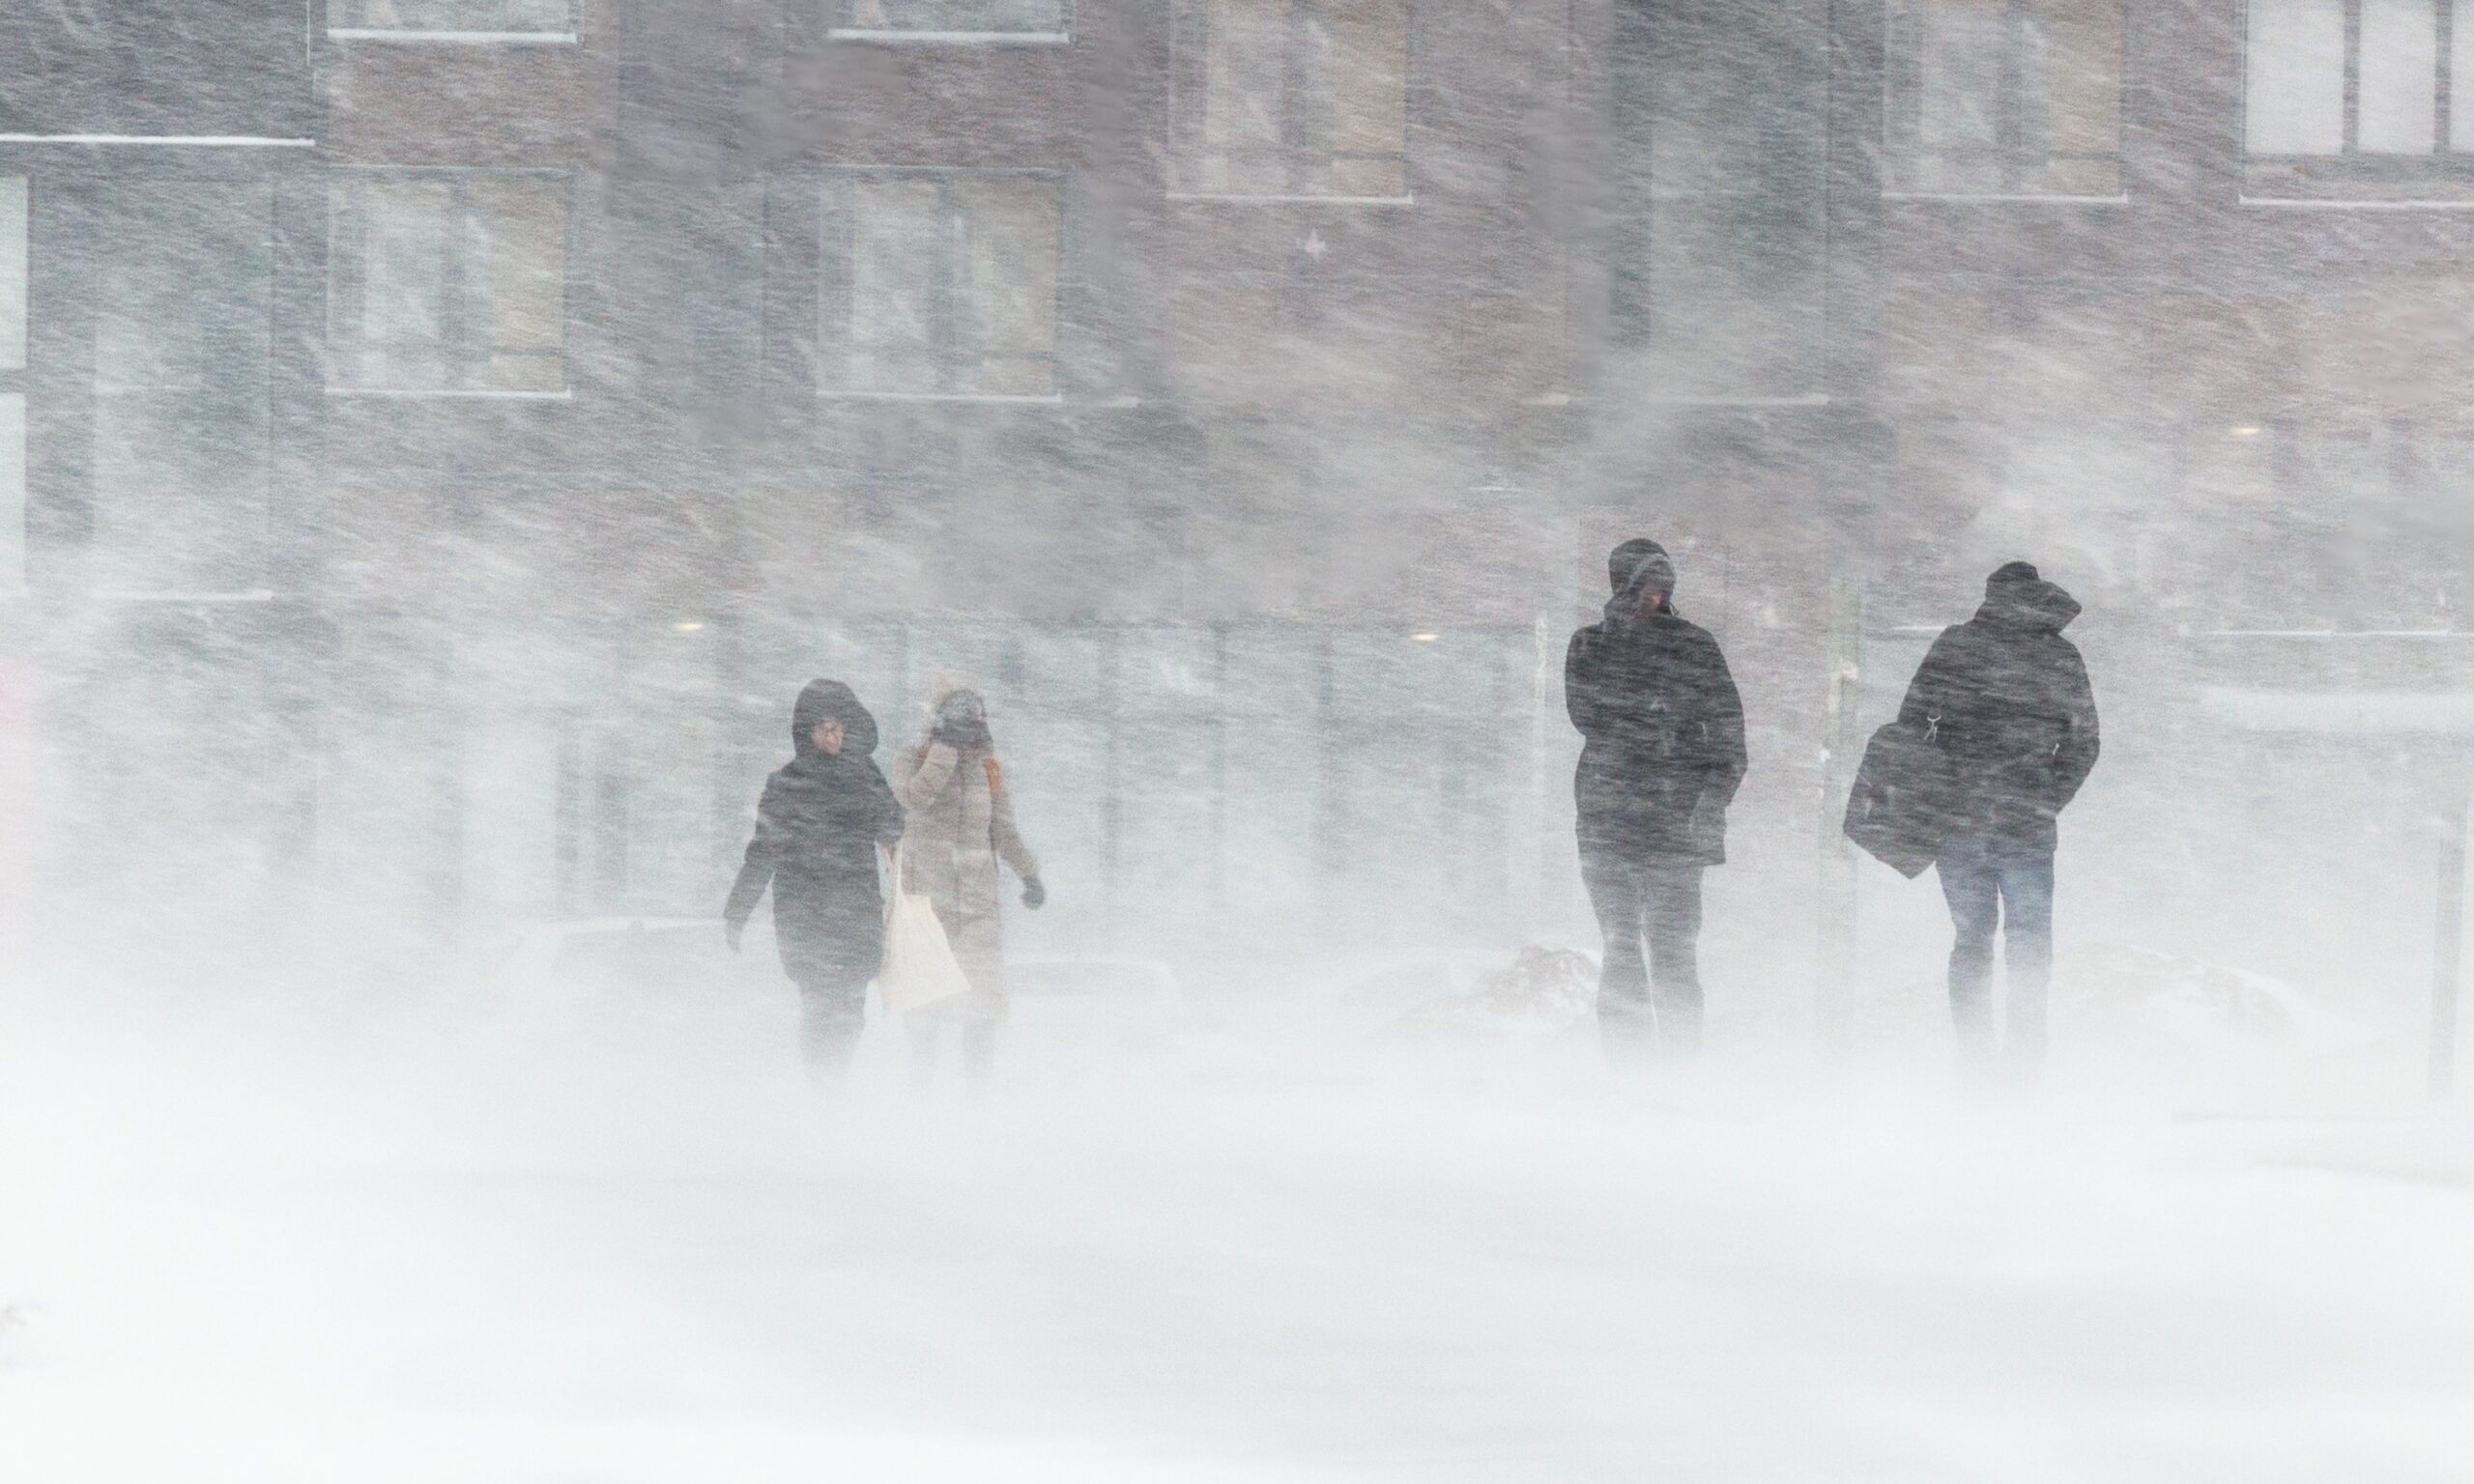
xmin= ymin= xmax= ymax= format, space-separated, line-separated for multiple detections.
xmin=1612 ymin=0 xmax=1829 ymax=399
xmin=832 ymin=0 xmax=1069 ymax=39
xmin=819 ymin=172 xmax=1060 ymax=398
xmin=2248 ymin=0 xmax=2474 ymax=156
xmin=0 ymin=178 xmax=22 ymax=375
xmin=1 ymin=177 xmax=24 ymax=590
xmin=1885 ymin=0 xmax=2125 ymax=196
xmin=91 ymin=182 xmax=274 ymax=594
xmin=328 ymin=173 xmax=569 ymax=394
xmin=1169 ymin=0 xmax=1409 ymax=200
xmin=329 ymin=0 xmax=574 ymax=35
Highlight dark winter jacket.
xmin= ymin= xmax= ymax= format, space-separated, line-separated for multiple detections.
xmin=1895 ymin=563 xmax=2100 ymax=854
xmin=1567 ymin=604 xmax=1748 ymax=867
xmin=724 ymin=680 xmax=906 ymax=986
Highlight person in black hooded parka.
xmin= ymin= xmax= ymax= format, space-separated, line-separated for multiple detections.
xmin=1896 ymin=561 xmax=2100 ymax=1076
xmin=1566 ymin=539 xmax=1747 ymax=1061
xmin=724 ymin=679 xmax=906 ymax=1086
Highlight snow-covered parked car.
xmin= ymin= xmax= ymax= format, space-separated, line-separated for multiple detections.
xmin=491 ymin=916 xmax=776 ymax=1013
xmin=473 ymin=916 xmax=795 ymax=1070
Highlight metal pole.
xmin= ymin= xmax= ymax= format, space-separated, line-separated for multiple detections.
xmin=1816 ymin=568 xmax=1862 ymax=1056
xmin=2431 ymin=783 xmax=2467 ymax=1101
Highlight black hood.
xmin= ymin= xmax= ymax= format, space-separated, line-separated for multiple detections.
xmin=1603 ymin=539 xmax=1679 ymax=625
xmin=791 ymin=679 xmax=878 ymax=756
xmin=1976 ymin=561 xmax=2081 ymax=633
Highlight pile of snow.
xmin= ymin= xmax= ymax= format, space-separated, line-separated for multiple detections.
xmin=2053 ymin=943 xmax=2354 ymax=1056
xmin=0 ymin=1302 xmax=44 ymax=1373
xmin=1388 ymin=946 xmax=1598 ymax=1044
xmin=1852 ymin=941 xmax=2393 ymax=1098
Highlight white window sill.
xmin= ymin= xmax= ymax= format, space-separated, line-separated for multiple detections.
xmin=0 ymin=133 xmax=315 ymax=147
xmin=1166 ymin=192 xmax=1414 ymax=207
xmin=2239 ymin=195 xmax=2474 ymax=210
xmin=90 ymin=587 xmax=276 ymax=604
xmin=826 ymin=29 xmax=1070 ymax=45
xmin=326 ymin=386 xmax=573 ymax=400
xmin=2208 ymin=629 xmax=2467 ymax=640
xmin=327 ymin=29 xmax=579 ymax=45
xmin=1642 ymin=393 xmax=1830 ymax=409
xmin=1882 ymin=191 xmax=2129 ymax=205
xmin=818 ymin=390 xmax=1063 ymax=405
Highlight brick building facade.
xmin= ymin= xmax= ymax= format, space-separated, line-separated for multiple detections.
xmin=2 ymin=2 xmax=2465 ymax=1007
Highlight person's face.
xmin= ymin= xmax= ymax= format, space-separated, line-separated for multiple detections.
xmin=811 ymin=719 xmax=845 ymax=756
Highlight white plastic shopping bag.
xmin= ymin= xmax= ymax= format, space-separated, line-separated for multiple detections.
xmin=879 ymin=848 xmax=971 ymax=1013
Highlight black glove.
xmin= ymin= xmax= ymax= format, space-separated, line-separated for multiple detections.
xmin=935 ymin=719 xmax=992 ymax=753
xmin=1021 ymin=876 xmax=1046 ymax=910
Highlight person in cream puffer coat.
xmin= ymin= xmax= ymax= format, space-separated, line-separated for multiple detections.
xmin=892 ymin=685 xmax=1043 ymax=1088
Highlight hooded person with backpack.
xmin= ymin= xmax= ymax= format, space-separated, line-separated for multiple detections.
xmin=1566 ymin=539 xmax=1747 ymax=1061
xmin=892 ymin=685 xmax=1044 ymax=1091
xmin=725 ymin=679 xmax=906 ymax=1087
xmin=1895 ymin=561 xmax=2100 ymax=1078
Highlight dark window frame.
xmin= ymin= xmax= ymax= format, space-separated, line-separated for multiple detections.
xmin=2244 ymin=0 xmax=2474 ymax=169
xmin=813 ymin=165 xmax=1066 ymax=402
xmin=1883 ymin=0 xmax=2128 ymax=197
xmin=325 ymin=166 xmax=573 ymax=396
xmin=1165 ymin=0 xmax=1414 ymax=202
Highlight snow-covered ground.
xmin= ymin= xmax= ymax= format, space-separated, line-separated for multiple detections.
xmin=4 ymin=971 xmax=2471 ymax=1483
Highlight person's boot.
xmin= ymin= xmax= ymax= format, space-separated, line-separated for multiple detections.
xmin=1953 ymin=998 xmax=1999 ymax=1094
xmin=1650 ymin=991 xmax=1703 ymax=1064
xmin=1999 ymin=1029 xmax=2046 ymax=1093
xmin=1597 ymin=1005 xmax=1655 ymax=1070
xmin=961 ymin=1021 xmax=997 ymax=1097
xmin=803 ymin=1032 xmax=860 ymax=1096
xmin=2002 ymin=975 xmax=2050 ymax=1092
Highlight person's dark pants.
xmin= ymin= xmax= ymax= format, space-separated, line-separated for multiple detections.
xmin=1581 ymin=851 xmax=1706 ymax=1060
xmin=1937 ymin=836 xmax=2055 ymax=1074
xmin=793 ymin=973 xmax=870 ymax=1089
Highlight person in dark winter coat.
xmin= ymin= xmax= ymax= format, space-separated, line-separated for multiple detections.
xmin=724 ymin=679 xmax=906 ymax=1086
xmin=1896 ymin=561 xmax=2100 ymax=1076
xmin=1566 ymin=538 xmax=1748 ymax=1060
